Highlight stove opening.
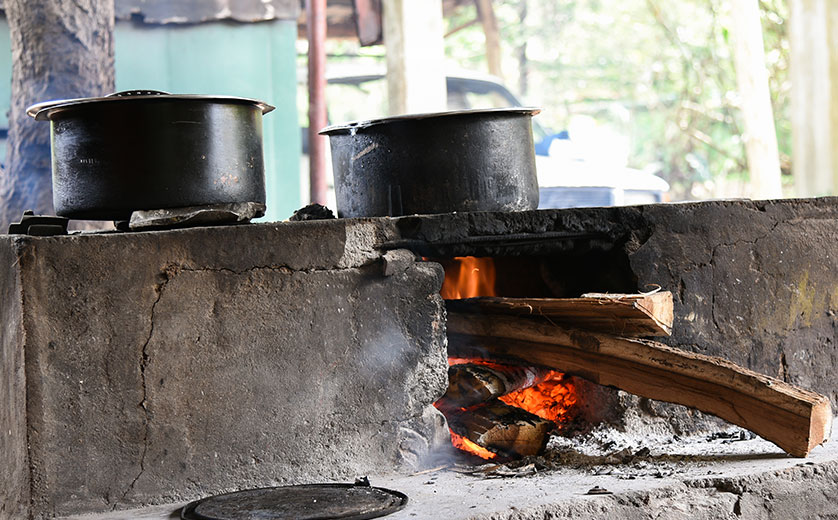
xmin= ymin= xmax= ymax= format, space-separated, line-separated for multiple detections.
xmin=432 ymin=255 xmax=630 ymax=460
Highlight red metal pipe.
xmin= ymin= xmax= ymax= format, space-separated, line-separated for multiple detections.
xmin=306 ymin=0 xmax=328 ymax=205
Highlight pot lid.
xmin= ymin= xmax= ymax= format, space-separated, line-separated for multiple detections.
xmin=180 ymin=483 xmax=408 ymax=520
xmin=27 ymin=90 xmax=275 ymax=121
xmin=319 ymin=106 xmax=541 ymax=135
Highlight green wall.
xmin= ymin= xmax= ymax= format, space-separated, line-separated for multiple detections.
xmin=115 ymin=20 xmax=301 ymax=222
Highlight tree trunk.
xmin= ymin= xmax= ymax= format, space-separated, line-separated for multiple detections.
xmin=383 ymin=0 xmax=446 ymax=115
xmin=730 ymin=0 xmax=783 ymax=199
xmin=517 ymin=0 xmax=527 ymax=96
xmin=789 ymin=0 xmax=838 ymax=197
xmin=474 ymin=0 xmax=503 ymax=80
xmin=2 ymin=0 xmax=115 ymax=229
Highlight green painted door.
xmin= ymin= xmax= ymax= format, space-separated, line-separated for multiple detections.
xmin=115 ymin=20 xmax=301 ymax=222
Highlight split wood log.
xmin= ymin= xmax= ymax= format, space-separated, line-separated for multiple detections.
xmin=446 ymin=291 xmax=673 ymax=337
xmin=447 ymin=311 xmax=832 ymax=458
xmin=447 ymin=399 xmax=553 ymax=457
xmin=437 ymin=362 xmax=553 ymax=410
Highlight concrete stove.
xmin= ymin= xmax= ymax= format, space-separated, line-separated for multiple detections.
xmin=2 ymin=196 xmax=838 ymax=519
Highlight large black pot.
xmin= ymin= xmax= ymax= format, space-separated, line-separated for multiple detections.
xmin=27 ymin=90 xmax=274 ymax=220
xmin=320 ymin=108 xmax=540 ymax=218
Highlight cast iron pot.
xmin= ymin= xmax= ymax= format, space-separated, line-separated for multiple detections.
xmin=320 ymin=107 xmax=540 ymax=218
xmin=27 ymin=90 xmax=274 ymax=220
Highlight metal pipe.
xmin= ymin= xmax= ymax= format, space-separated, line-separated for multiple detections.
xmin=306 ymin=0 xmax=328 ymax=205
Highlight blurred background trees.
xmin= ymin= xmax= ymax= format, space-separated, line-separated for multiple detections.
xmin=444 ymin=0 xmax=792 ymax=201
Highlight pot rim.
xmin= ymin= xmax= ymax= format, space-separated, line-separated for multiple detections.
xmin=319 ymin=106 xmax=541 ymax=135
xmin=27 ymin=92 xmax=275 ymax=121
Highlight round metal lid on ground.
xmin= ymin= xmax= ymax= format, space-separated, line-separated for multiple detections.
xmin=181 ymin=483 xmax=408 ymax=520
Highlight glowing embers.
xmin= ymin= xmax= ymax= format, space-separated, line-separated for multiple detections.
xmin=435 ymin=257 xmax=580 ymax=460
xmin=499 ymin=374 xmax=578 ymax=425
xmin=448 ymin=430 xmax=498 ymax=461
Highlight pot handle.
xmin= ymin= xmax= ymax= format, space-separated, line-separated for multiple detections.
xmin=107 ymin=90 xmax=171 ymax=97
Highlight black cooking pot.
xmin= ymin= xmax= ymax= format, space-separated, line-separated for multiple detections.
xmin=320 ymin=108 xmax=540 ymax=218
xmin=27 ymin=90 xmax=274 ymax=220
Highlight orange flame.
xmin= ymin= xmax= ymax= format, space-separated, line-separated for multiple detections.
xmin=448 ymin=429 xmax=498 ymax=460
xmin=499 ymin=373 xmax=577 ymax=424
xmin=440 ymin=257 xmax=496 ymax=299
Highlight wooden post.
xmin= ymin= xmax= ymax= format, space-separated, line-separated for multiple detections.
xmin=1 ymin=0 xmax=114 ymax=229
xmin=383 ymin=0 xmax=446 ymax=115
xmin=789 ymin=0 xmax=838 ymax=197
xmin=730 ymin=0 xmax=783 ymax=199
xmin=306 ymin=0 xmax=328 ymax=205
xmin=475 ymin=0 xmax=503 ymax=80
xmin=517 ymin=0 xmax=528 ymax=96
xmin=353 ymin=0 xmax=383 ymax=46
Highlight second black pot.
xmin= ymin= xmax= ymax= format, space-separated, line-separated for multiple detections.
xmin=321 ymin=108 xmax=540 ymax=218
xmin=28 ymin=91 xmax=274 ymax=221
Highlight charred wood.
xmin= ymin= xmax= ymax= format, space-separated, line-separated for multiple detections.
xmin=447 ymin=399 xmax=553 ymax=458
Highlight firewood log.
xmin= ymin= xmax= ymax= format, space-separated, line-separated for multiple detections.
xmin=447 ymin=399 xmax=554 ymax=457
xmin=437 ymin=362 xmax=553 ymax=410
xmin=447 ymin=311 xmax=832 ymax=458
xmin=445 ymin=291 xmax=673 ymax=337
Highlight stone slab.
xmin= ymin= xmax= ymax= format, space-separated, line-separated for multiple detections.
xmin=59 ymin=422 xmax=838 ymax=520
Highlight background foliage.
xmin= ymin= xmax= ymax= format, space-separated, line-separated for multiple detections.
xmin=444 ymin=0 xmax=792 ymax=200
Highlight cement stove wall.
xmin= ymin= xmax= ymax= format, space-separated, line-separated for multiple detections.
xmin=1 ymin=238 xmax=27 ymax=519
xmin=0 ymin=220 xmax=448 ymax=519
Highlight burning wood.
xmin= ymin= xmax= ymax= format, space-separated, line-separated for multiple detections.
xmin=445 ymin=291 xmax=674 ymax=337
xmin=436 ymin=361 xmax=553 ymax=410
xmin=436 ymin=361 xmax=577 ymax=459
xmin=447 ymin=400 xmax=554 ymax=458
xmin=436 ymin=255 xmax=829 ymax=460
xmin=447 ymin=311 xmax=833 ymax=458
